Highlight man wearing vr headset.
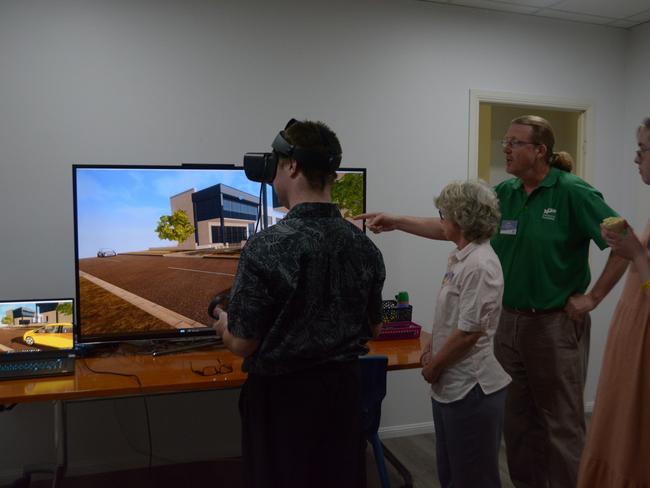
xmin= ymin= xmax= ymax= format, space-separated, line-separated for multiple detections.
xmin=212 ymin=119 xmax=385 ymax=487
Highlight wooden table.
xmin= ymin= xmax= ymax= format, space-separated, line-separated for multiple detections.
xmin=0 ymin=333 xmax=429 ymax=487
xmin=0 ymin=333 xmax=430 ymax=404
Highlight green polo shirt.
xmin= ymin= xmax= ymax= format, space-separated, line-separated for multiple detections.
xmin=491 ymin=167 xmax=618 ymax=310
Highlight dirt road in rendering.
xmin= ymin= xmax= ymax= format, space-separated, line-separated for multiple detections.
xmin=78 ymin=254 xmax=239 ymax=327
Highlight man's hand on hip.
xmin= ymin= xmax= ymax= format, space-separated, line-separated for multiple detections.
xmin=564 ymin=293 xmax=597 ymax=322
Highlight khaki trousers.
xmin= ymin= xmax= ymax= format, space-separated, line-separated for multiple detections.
xmin=494 ymin=308 xmax=590 ymax=488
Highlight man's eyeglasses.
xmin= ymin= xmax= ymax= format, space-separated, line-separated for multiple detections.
xmin=501 ymin=139 xmax=537 ymax=149
xmin=438 ymin=210 xmax=445 ymax=221
xmin=637 ymin=146 xmax=650 ymax=156
xmin=190 ymin=360 xmax=233 ymax=377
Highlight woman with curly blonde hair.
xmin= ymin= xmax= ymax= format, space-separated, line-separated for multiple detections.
xmin=357 ymin=180 xmax=511 ymax=487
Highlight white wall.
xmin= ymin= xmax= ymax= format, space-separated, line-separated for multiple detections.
xmin=624 ymin=22 xmax=650 ymax=229
xmin=0 ymin=0 xmax=636 ymax=480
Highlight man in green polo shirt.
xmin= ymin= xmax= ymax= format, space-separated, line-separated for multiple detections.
xmin=492 ymin=115 xmax=628 ymax=488
xmin=494 ymin=171 xmax=615 ymax=311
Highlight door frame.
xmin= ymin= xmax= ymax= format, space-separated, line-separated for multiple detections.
xmin=468 ymin=89 xmax=594 ymax=182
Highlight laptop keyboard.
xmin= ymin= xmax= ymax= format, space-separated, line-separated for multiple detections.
xmin=0 ymin=357 xmax=75 ymax=380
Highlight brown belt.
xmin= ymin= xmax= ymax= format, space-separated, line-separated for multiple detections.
xmin=502 ymin=306 xmax=564 ymax=317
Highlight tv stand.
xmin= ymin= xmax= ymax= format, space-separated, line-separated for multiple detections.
xmin=75 ymin=342 xmax=121 ymax=358
xmin=151 ymin=337 xmax=223 ymax=357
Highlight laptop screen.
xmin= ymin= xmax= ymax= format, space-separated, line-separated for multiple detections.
xmin=0 ymin=298 xmax=75 ymax=357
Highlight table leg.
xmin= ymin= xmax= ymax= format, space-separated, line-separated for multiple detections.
xmin=52 ymin=400 xmax=67 ymax=488
xmin=381 ymin=440 xmax=413 ymax=488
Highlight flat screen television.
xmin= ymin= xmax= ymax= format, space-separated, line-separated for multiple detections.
xmin=72 ymin=164 xmax=366 ymax=344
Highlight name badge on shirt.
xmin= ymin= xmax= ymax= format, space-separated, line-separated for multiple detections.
xmin=500 ymin=220 xmax=518 ymax=235
xmin=442 ymin=271 xmax=454 ymax=286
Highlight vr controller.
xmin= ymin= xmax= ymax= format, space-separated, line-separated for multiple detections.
xmin=243 ymin=119 xmax=342 ymax=183
xmin=208 ymin=293 xmax=230 ymax=320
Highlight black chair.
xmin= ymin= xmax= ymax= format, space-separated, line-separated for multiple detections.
xmin=359 ymin=355 xmax=413 ymax=488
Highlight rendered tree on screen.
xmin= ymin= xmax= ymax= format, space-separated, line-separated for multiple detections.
xmin=331 ymin=173 xmax=363 ymax=218
xmin=56 ymin=302 xmax=73 ymax=316
xmin=155 ymin=209 xmax=196 ymax=246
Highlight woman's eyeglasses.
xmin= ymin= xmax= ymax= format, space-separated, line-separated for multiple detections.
xmin=190 ymin=360 xmax=233 ymax=376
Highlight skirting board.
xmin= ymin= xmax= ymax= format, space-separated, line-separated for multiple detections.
xmin=379 ymin=403 xmax=595 ymax=440
xmin=379 ymin=421 xmax=435 ymax=439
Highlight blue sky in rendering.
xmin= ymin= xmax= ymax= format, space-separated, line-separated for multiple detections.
xmin=0 ymin=300 xmax=73 ymax=321
xmin=75 ymin=167 xmax=269 ymax=258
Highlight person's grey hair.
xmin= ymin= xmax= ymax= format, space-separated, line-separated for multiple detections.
xmin=434 ymin=180 xmax=501 ymax=243
xmin=640 ymin=117 xmax=650 ymax=132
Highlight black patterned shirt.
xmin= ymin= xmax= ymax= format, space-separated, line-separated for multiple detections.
xmin=227 ymin=202 xmax=386 ymax=375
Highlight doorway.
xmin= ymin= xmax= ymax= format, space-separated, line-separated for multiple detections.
xmin=468 ymin=90 xmax=593 ymax=185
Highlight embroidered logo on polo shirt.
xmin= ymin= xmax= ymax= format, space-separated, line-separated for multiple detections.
xmin=542 ymin=208 xmax=557 ymax=221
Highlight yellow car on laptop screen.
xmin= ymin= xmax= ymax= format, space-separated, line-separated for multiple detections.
xmin=22 ymin=323 xmax=73 ymax=349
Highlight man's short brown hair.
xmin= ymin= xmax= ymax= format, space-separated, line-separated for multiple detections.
xmin=281 ymin=120 xmax=342 ymax=191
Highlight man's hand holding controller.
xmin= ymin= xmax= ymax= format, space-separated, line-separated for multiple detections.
xmin=208 ymin=294 xmax=229 ymax=338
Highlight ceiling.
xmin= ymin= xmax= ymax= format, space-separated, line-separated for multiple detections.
xmin=418 ymin=0 xmax=650 ymax=29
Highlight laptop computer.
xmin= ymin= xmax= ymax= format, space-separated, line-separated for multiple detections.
xmin=0 ymin=298 xmax=75 ymax=380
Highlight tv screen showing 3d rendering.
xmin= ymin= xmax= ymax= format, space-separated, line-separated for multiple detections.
xmin=72 ymin=164 xmax=366 ymax=344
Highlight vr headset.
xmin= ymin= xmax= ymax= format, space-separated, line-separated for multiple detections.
xmin=243 ymin=119 xmax=342 ymax=183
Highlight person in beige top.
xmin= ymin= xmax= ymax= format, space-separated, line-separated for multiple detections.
xmin=577 ymin=118 xmax=650 ymax=488
xmin=358 ymin=180 xmax=511 ymax=488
